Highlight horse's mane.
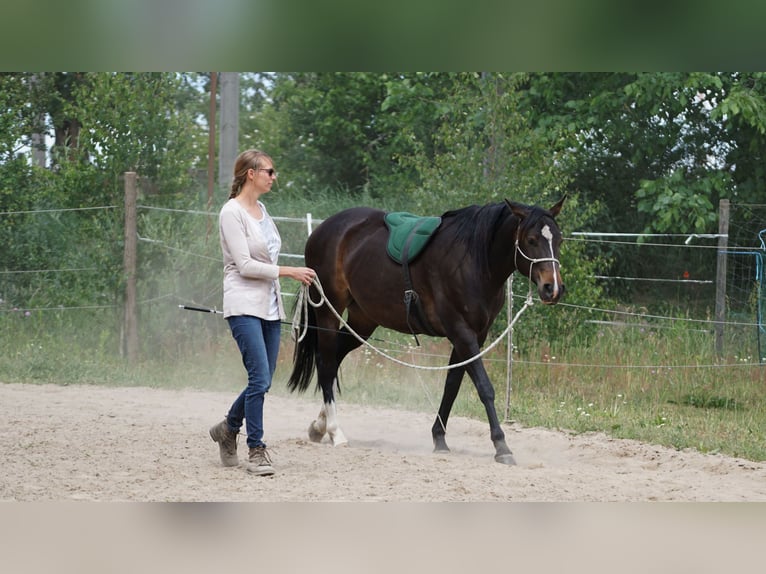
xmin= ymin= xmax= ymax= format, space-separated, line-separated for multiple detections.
xmin=440 ymin=202 xmax=509 ymax=273
xmin=440 ymin=201 xmax=551 ymax=273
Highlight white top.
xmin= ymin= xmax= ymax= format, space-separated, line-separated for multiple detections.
xmin=219 ymin=198 xmax=284 ymax=320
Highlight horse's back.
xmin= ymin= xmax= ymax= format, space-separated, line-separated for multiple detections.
xmin=312 ymin=206 xmax=385 ymax=234
xmin=305 ymin=207 xmax=386 ymax=266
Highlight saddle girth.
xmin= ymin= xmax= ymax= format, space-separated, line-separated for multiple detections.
xmin=400 ymin=220 xmax=440 ymax=345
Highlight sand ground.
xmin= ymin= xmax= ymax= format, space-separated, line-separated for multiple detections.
xmin=2 ymin=382 xmax=765 ymax=501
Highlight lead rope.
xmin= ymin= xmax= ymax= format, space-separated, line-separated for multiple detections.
xmin=291 ymin=275 xmax=534 ymax=435
xmin=291 ymin=276 xmax=535 ymax=371
xmin=290 ymin=246 xmax=559 ymax=434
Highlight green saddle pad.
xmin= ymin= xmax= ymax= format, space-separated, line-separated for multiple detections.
xmin=384 ymin=212 xmax=442 ymax=264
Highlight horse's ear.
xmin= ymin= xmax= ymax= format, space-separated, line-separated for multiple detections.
xmin=549 ymin=195 xmax=567 ymax=218
xmin=505 ymin=199 xmax=530 ymax=220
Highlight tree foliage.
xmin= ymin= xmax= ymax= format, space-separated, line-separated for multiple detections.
xmin=1 ymin=73 xmax=201 ymax=317
xmin=4 ymin=72 xmax=766 ymax=354
xmin=267 ymin=72 xmax=392 ymax=193
xmin=521 ymin=72 xmax=766 ymax=234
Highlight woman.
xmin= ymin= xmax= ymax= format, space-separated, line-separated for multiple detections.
xmin=209 ymin=149 xmax=315 ymax=476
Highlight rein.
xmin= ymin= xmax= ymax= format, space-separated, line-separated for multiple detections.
xmin=292 ymin=276 xmax=534 ymax=372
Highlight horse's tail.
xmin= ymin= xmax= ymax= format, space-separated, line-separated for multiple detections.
xmin=287 ymin=299 xmax=317 ymax=393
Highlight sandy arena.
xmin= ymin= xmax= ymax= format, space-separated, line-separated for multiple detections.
xmin=2 ymin=382 xmax=765 ymax=501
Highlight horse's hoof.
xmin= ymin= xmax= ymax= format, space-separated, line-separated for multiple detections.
xmin=494 ymin=453 xmax=517 ymax=465
xmin=433 ymin=437 xmax=450 ymax=452
xmin=307 ymin=421 xmax=325 ymax=443
xmin=330 ymin=428 xmax=348 ymax=447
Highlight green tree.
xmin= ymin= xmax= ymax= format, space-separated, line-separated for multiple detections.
xmin=1 ymin=73 xmax=203 ymax=313
xmin=0 ymin=73 xmax=61 ymax=291
xmin=66 ymin=73 xmax=200 ymax=198
xmin=521 ymin=72 xmax=766 ymax=235
xmin=267 ymin=72 xmax=388 ymax=193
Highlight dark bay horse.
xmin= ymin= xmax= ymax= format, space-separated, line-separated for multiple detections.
xmin=288 ymin=197 xmax=565 ymax=464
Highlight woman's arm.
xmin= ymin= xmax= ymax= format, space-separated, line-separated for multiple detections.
xmin=219 ymin=208 xmax=279 ymax=279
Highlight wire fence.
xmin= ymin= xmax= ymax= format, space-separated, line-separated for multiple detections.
xmin=1 ymin=201 xmax=764 ymax=369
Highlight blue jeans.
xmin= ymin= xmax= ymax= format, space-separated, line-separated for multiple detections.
xmin=225 ymin=315 xmax=281 ymax=449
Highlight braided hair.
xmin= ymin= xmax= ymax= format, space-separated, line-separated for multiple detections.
xmin=229 ymin=149 xmax=274 ymax=199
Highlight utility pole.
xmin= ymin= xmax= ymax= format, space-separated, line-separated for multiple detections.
xmin=207 ymin=72 xmax=217 ymax=210
xmin=218 ymin=72 xmax=239 ymax=189
xmin=30 ymin=73 xmax=47 ymax=168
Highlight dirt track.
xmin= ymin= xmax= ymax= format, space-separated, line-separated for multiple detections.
xmin=2 ymin=382 xmax=766 ymax=501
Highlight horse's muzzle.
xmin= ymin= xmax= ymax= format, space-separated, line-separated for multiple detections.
xmin=539 ymin=281 xmax=565 ymax=304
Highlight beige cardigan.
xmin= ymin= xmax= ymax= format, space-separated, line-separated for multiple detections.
xmin=219 ymin=198 xmax=285 ymax=320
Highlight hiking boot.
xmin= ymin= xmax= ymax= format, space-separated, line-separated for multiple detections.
xmin=246 ymin=446 xmax=275 ymax=476
xmin=209 ymin=420 xmax=239 ymax=467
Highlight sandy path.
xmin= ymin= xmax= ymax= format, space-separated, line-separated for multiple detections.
xmin=1 ymin=382 xmax=765 ymax=501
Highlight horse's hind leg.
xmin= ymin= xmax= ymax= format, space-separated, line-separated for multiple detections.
xmin=308 ymin=404 xmax=328 ymax=442
xmin=310 ymin=307 xmax=375 ymax=447
xmin=432 ymin=352 xmax=466 ymax=452
xmin=309 ymin=354 xmax=352 ymax=446
xmin=308 ymin=400 xmax=347 ymax=445
xmin=308 ymin=397 xmax=348 ymax=446
xmin=310 ymin=399 xmax=347 ymax=446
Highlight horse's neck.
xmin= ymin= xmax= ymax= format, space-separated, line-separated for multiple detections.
xmin=487 ymin=213 xmax=518 ymax=285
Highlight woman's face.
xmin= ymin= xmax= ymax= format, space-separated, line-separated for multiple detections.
xmin=250 ymin=161 xmax=277 ymax=194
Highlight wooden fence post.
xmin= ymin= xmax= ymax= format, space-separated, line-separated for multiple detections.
xmin=124 ymin=172 xmax=138 ymax=362
xmin=714 ymin=198 xmax=730 ymax=358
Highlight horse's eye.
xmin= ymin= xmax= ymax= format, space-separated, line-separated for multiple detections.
xmin=527 ymin=236 xmax=538 ymax=247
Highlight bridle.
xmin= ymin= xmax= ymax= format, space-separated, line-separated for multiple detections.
xmin=514 ymin=222 xmax=561 ymax=279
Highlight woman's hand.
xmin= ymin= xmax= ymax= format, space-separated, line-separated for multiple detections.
xmin=281 ymin=266 xmax=316 ymax=285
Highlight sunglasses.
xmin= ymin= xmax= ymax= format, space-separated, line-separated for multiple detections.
xmin=254 ymin=167 xmax=278 ymax=178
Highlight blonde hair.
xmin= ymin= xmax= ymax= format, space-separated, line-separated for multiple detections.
xmin=229 ymin=149 xmax=274 ymax=199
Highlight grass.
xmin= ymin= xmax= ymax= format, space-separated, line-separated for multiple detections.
xmin=492 ymin=324 xmax=766 ymax=462
xmin=3 ymin=311 xmax=766 ymax=462
xmin=505 ymin=361 xmax=766 ymax=460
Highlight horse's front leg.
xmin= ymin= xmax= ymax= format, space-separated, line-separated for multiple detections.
xmin=465 ymin=357 xmax=516 ymax=465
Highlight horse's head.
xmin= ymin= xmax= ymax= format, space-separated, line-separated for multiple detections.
xmin=506 ymin=196 xmax=566 ymax=304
